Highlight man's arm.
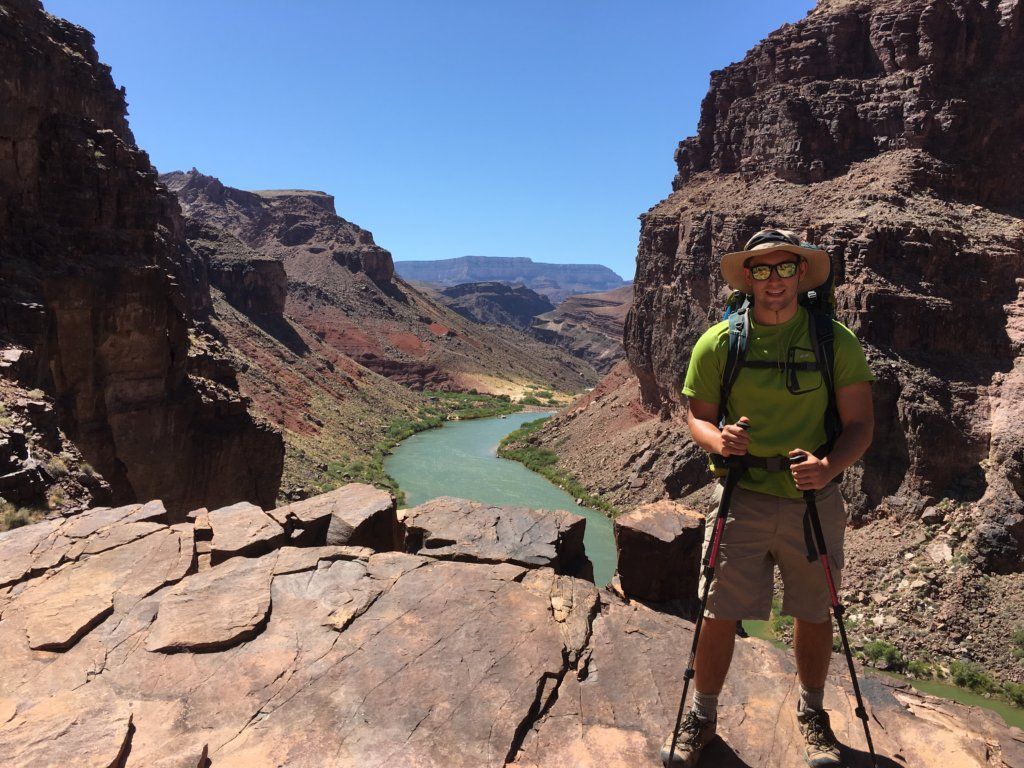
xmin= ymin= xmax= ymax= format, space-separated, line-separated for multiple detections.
xmin=789 ymin=381 xmax=874 ymax=490
xmin=687 ymin=398 xmax=750 ymax=457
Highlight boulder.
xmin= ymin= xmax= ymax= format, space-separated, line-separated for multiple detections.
xmin=613 ymin=499 xmax=704 ymax=603
xmin=270 ymin=482 xmax=400 ymax=551
xmin=208 ymin=501 xmax=285 ymax=564
xmin=402 ymin=496 xmax=589 ymax=575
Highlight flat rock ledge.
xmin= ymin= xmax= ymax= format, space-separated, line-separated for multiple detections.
xmin=0 ymin=487 xmax=1020 ymax=767
xmin=401 ymin=495 xmax=590 ymax=575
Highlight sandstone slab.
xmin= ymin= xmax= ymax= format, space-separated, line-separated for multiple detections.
xmin=7 ymin=524 xmax=193 ymax=652
xmin=402 ymin=495 xmax=588 ymax=574
xmin=208 ymin=501 xmax=285 ymax=564
xmin=613 ymin=499 xmax=704 ymax=603
xmin=146 ymin=553 xmax=276 ymax=652
xmin=510 ymin=595 xmax=1024 ymax=768
xmin=0 ymin=688 xmax=133 ymax=768
xmin=2 ymin=492 xmax=1021 ymax=767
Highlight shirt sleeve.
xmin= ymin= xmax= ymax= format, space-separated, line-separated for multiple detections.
xmin=681 ymin=323 xmax=727 ymax=405
xmin=832 ymin=320 xmax=875 ymax=389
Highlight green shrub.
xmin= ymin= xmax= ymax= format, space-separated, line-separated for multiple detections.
xmin=1012 ymin=628 xmax=1024 ymax=660
xmin=906 ymin=659 xmax=933 ymax=679
xmin=44 ymin=455 xmax=69 ymax=479
xmin=864 ymin=641 xmax=906 ymax=672
xmin=535 ymin=390 xmax=552 ymax=399
xmin=520 ymin=396 xmax=542 ymax=405
xmin=1003 ymin=682 xmax=1024 ymax=708
xmin=949 ymin=660 xmax=997 ymax=694
xmin=769 ymin=596 xmax=793 ymax=640
xmin=2 ymin=500 xmax=46 ymax=531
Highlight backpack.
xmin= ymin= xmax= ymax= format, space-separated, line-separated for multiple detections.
xmin=708 ymin=253 xmax=842 ymax=477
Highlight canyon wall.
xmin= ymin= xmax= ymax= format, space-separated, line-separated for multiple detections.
xmin=622 ymin=0 xmax=1024 ymax=570
xmin=0 ymin=0 xmax=283 ymax=514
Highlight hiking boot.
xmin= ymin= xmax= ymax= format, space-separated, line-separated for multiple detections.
xmin=796 ymin=704 xmax=843 ymax=767
xmin=660 ymin=710 xmax=716 ymax=767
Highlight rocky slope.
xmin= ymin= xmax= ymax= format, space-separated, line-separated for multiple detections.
xmin=163 ymin=170 xmax=600 ymax=398
xmin=0 ymin=0 xmax=282 ymax=516
xmin=435 ymin=281 xmax=555 ymax=330
xmin=1 ymin=488 xmax=1020 ymax=767
xmin=179 ymin=214 xmax=430 ymax=499
xmin=528 ymin=0 xmax=1024 ymax=679
xmin=530 ymin=284 xmax=633 ymax=374
xmin=395 ymin=255 xmax=630 ymax=303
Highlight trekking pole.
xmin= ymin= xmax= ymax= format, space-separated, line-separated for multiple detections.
xmin=666 ymin=422 xmax=749 ymax=766
xmin=799 ymin=478 xmax=878 ymax=768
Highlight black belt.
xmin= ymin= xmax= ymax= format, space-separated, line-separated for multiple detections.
xmin=712 ymin=444 xmax=830 ymax=474
xmin=711 ymin=453 xmax=798 ymax=472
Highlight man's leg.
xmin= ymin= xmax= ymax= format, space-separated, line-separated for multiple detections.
xmin=793 ymin=618 xmax=832 ymax=711
xmin=661 ymin=616 xmax=737 ymax=766
xmin=694 ymin=616 xmax=738 ymax=694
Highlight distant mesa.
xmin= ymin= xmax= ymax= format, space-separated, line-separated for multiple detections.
xmin=394 ymin=255 xmax=630 ymax=304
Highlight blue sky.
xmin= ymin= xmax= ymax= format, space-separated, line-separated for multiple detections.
xmin=44 ymin=1 xmax=816 ymax=281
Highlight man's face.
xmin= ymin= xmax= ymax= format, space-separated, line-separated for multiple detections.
xmin=743 ymin=250 xmax=807 ymax=313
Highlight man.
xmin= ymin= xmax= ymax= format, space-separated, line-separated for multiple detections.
xmin=662 ymin=229 xmax=874 ymax=767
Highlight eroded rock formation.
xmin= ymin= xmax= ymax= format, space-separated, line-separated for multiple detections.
xmin=0 ymin=488 xmax=1020 ymax=766
xmin=437 ymin=281 xmax=555 ymax=330
xmin=530 ymin=284 xmax=633 ymax=374
xmin=163 ymin=169 xmax=600 ymax=396
xmin=0 ymin=0 xmax=283 ymax=514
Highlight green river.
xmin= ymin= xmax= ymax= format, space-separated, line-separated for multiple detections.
xmin=384 ymin=410 xmax=616 ymax=585
xmin=384 ymin=411 xmax=1024 ymax=729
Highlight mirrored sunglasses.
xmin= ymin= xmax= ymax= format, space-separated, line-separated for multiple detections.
xmin=747 ymin=260 xmax=799 ymax=281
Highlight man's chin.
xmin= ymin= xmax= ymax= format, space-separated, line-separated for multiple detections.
xmin=757 ymin=297 xmax=792 ymax=313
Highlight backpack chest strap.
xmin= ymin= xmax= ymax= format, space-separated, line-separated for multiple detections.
xmin=739 ymin=360 xmax=820 ymax=371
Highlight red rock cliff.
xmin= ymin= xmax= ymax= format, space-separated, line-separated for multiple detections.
xmin=623 ymin=0 xmax=1024 ymax=569
xmin=0 ymin=0 xmax=283 ymax=514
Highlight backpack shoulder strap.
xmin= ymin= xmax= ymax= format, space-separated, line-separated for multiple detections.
xmin=806 ymin=310 xmax=841 ymax=452
xmin=719 ymin=306 xmax=750 ymax=425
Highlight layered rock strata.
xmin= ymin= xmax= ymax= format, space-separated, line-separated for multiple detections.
xmin=0 ymin=489 xmax=1020 ymax=766
xmin=162 ymin=169 xmax=600 ymax=396
xmin=0 ymin=0 xmax=283 ymax=514
xmin=621 ymin=0 xmax=1024 ymax=549
xmin=529 ymin=284 xmax=633 ymax=374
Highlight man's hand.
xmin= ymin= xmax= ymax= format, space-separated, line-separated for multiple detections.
xmin=788 ymin=449 xmax=835 ymax=491
xmin=720 ymin=417 xmax=751 ymax=457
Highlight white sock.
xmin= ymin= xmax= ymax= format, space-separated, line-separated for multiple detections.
xmin=692 ymin=690 xmax=719 ymax=723
xmin=799 ymin=684 xmax=825 ymax=712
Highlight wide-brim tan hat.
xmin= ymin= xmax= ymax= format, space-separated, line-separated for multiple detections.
xmin=720 ymin=229 xmax=830 ymax=292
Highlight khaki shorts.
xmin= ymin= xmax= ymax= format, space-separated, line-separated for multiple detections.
xmin=699 ymin=481 xmax=845 ymax=624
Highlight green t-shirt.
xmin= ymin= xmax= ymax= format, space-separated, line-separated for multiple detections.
xmin=681 ymin=305 xmax=875 ymax=499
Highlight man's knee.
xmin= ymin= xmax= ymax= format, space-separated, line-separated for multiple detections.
xmin=703 ymin=616 xmax=741 ymax=634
